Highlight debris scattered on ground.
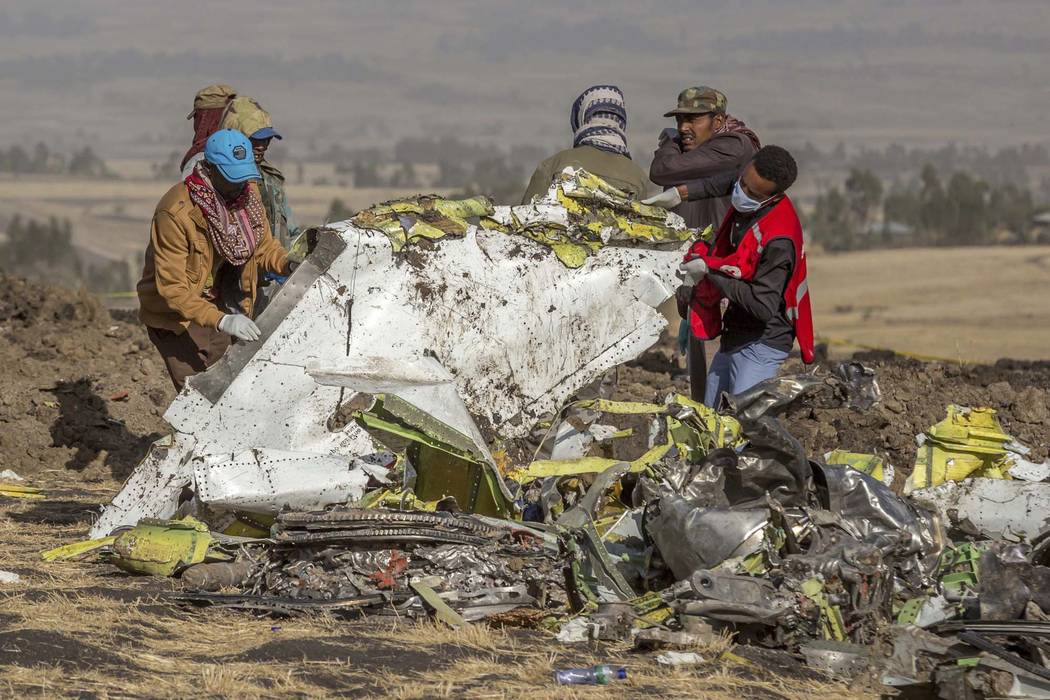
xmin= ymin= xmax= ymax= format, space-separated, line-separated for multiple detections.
xmin=0 ymin=570 xmax=22 ymax=584
xmin=17 ymin=171 xmax=1050 ymax=696
xmin=655 ymin=650 xmax=705 ymax=666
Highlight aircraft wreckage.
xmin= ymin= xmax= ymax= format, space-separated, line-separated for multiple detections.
xmin=59 ymin=170 xmax=1050 ymax=695
xmin=91 ymin=168 xmax=692 ymax=537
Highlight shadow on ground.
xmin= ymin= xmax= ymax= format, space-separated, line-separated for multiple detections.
xmin=49 ymin=378 xmax=163 ymax=480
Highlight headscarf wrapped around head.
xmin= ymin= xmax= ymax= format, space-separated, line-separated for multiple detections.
xmin=570 ymin=85 xmax=630 ymax=158
xmin=181 ymin=83 xmax=237 ymax=170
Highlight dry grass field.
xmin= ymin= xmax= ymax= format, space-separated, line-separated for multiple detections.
xmin=809 ymin=245 xmax=1050 ymax=363
xmin=0 ymin=474 xmax=875 ymax=699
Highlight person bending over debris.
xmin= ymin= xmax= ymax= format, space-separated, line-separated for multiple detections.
xmin=137 ymin=129 xmax=292 ymax=391
xmin=221 ymin=96 xmax=301 ymax=314
xmin=180 ymin=83 xmax=237 ymax=176
xmin=644 ymin=86 xmax=760 ymax=231
xmin=675 ymin=145 xmax=815 ymax=406
xmin=521 ymin=85 xmax=650 ymax=203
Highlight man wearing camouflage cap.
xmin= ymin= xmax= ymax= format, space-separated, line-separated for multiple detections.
xmin=645 ymin=86 xmax=760 ymax=231
xmin=180 ymin=83 xmax=237 ymax=173
xmin=644 ymin=86 xmax=760 ymax=404
xmin=221 ymin=96 xmax=302 ymax=314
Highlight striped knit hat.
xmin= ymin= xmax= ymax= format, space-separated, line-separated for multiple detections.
xmin=570 ymin=85 xmax=630 ymax=158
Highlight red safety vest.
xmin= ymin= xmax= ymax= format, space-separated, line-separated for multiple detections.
xmin=683 ymin=196 xmax=814 ymax=364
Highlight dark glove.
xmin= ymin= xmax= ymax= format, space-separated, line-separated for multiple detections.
xmin=659 ymin=128 xmax=680 ymax=147
xmin=675 ymin=284 xmax=693 ymax=318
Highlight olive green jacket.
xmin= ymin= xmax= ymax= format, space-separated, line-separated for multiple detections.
xmin=521 ymin=146 xmax=650 ymax=204
xmin=259 ymin=160 xmax=300 ymax=249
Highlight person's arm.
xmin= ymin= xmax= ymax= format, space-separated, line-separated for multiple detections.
xmin=150 ymin=211 xmax=225 ymax=329
xmin=706 ymin=239 xmax=794 ymax=322
xmin=681 ymin=169 xmax=738 ymax=201
xmin=650 ymin=135 xmax=751 ymax=186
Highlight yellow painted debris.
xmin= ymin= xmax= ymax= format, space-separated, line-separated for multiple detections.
xmin=826 ymin=450 xmax=886 ymax=482
xmin=41 ymin=536 xmax=117 ymax=562
xmin=910 ymin=405 xmax=1013 ymax=491
xmin=0 ymin=483 xmax=44 ymax=499
xmin=107 ymin=516 xmax=216 ymax=576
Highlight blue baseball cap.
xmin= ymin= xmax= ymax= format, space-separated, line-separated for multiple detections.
xmin=204 ymin=129 xmax=260 ymax=183
xmin=250 ymin=126 xmax=282 ymax=140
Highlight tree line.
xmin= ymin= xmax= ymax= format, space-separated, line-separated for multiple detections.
xmin=809 ymin=164 xmax=1046 ymax=251
xmin=0 ymin=215 xmax=131 ymax=292
xmin=0 ymin=142 xmax=113 ymax=177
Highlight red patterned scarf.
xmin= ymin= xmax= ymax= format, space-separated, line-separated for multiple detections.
xmin=184 ymin=162 xmax=264 ymax=266
xmin=723 ymin=114 xmax=762 ymax=151
xmin=180 ymin=106 xmax=229 ymax=171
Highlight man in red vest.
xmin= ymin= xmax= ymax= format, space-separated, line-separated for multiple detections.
xmin=673 ymin=145 xmax=814 ymax=407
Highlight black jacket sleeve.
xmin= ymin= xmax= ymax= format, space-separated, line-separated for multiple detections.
xmin=706 ymin=239 xmax=795 ymax=323
xmin=683 ymin=169 xmax=738 ymax=201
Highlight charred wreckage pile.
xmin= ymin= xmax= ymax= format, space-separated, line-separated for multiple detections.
xmin=39 ymin=171 xmax=1050 ymax=696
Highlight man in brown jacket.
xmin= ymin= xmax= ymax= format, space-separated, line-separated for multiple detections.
xmin=138 ymin=129 xmax=291 ymax=391
xmin=647 ymin=87 xmax=760 ymax=231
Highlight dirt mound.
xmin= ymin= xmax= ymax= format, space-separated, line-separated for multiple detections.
xmin=616 ymin=338 xmax=1050 ymax=484
xmin=782 ymin=352 xmax=1050 ymax=479
xmin=0 ymin=274 xmax=172 ymax=480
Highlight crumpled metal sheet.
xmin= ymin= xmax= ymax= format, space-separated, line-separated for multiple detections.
xmin=977 ymin=541 xmax=1050 ymax=621
xmin=632 ymin=448 xmax=731 ymax=509
xmin=93 ymin=217 xmax=685 ymax=536
xmin=721 ymin=375 xmax=825 ymax=508
xmin=909 ymin=405 xmax=1013 ymax=491
xmin=644 ymin=496 xmax=770 ymax=580
xmin=831 ymin=361 xmax=881 ymax=411
xmin=814 ymin=463 xmax=945 ymax=580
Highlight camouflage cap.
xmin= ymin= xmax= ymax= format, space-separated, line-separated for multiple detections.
xmin=186 ymin=83 xmax=236 ymax=119
xmin=662 ymin=86 xmax=727 ymax=118
xmin=221 ymin=96 xmax=282 ymax=140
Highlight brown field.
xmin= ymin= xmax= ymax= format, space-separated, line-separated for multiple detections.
xmin=809 ymin=245 xmax=1050 ymax=363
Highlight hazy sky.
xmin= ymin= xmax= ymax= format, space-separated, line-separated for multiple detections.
xmin=1 ymin=0 xmax=1048 ymax=158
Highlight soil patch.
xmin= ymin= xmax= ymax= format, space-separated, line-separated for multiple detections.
xmin=0 ymin=274 xmax=172 ymax=480
xmin=0 ymin=629 xmax=130 ymax=670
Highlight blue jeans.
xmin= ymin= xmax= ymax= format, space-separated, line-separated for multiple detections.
xmin=704 ymin=343 xmax=790 ymax=407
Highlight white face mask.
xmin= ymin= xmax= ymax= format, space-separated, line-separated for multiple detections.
xmin=731 ymin=179 xmax=774 ymax=213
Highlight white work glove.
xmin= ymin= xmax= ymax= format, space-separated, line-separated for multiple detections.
xmin=641 ymin=187 xmax=683 ymax=210
xmin=218 ymin=314 xmax=261 ymax=342
xmin=677 ymin=258 xmax=708 ymax=286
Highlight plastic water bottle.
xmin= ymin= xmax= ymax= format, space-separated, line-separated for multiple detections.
xmin=554 ymin=664 xmax=627 ymax=685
